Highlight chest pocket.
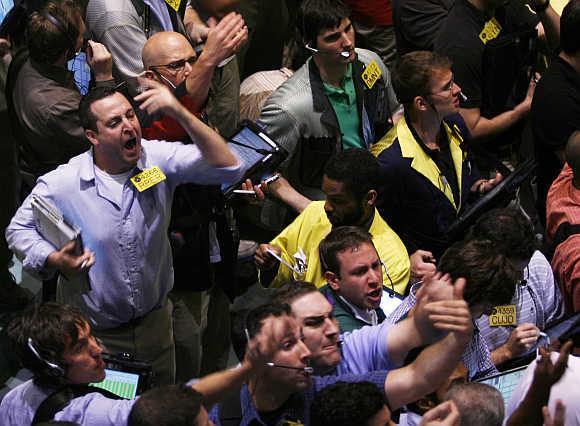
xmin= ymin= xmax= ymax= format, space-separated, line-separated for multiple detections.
xmin=296 ymin=136 xmax=337 ymax=188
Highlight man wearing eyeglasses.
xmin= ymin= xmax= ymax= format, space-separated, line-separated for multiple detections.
xmin=371 ymin=51 xmax=502 ymax=261
xmin=140 ymin=16 xmax=247 ymax=141
xmin=318 ymin=226 xmax=391 ymax=332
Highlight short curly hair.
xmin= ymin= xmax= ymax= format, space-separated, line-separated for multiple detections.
xmin=438 ymin=239 xmax=521 ymax=308
xmin=310 ymin=381 xmax=387 ymax=426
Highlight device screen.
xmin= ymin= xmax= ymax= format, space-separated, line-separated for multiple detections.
xmin=477 ymin=366 xmax=527 ymax=408
xmin=91 ymin=368 xmax=140 ymax=400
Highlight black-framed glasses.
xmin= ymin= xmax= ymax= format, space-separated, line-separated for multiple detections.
xmin=428 ymin=75 xmax=455 ymax=97
xmin=149 ymin=55 xmax=197 ymax=72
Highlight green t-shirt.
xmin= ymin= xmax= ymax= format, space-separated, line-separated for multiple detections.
xmin=322 ymin=64 xmax=364 ymax=150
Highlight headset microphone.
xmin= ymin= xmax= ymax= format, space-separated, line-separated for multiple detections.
xmin=304 ymin=44 xmax=351 ymax=58
xmin=458 ymin=91 xmax=468 ymax=102
xmin=266 ymin=362 xmax=314 ymax=374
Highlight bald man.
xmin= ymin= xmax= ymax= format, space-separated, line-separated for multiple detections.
xmin=546 ymin=131 xmax=580 ymax=314
xmin=141 ymin=13 xmax=247 ymax=141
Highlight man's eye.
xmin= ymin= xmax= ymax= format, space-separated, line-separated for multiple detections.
xmin=108 ymin=119 xmax=120 ymax=128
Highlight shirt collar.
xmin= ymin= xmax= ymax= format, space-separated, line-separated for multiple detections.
xmin=338 ymin=295 xmax=379 ymax=325
xmin=78 ymin=146 xmax=145 ymax=183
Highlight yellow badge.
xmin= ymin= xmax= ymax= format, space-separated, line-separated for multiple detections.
xmin=130 ymin=166 xmax=167 ymax=192
xmin=362 ymin=60 xmax=382 ymax=89
xmin=488 ymin=305 xmax=517 ymax=327
xmin=164 ymin=0 xmax=182 ymax=12
xmin=282 ymin=422 xmax=304 ymax=426
xmin=479 ymin=17 xmax=502 ymax=44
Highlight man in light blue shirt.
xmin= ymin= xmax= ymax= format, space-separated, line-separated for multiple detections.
xmin=6 ymin=81 xmax=242 ymax=385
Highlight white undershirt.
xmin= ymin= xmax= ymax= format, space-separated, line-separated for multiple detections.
xmin=94 ymin=167 xmax=133 ymax=207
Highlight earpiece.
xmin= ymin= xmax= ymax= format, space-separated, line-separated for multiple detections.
xmin=27 ymin=337 xmax=65 ymax=377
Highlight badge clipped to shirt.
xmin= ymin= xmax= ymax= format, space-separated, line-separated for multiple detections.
xmin=362 ymin=60 xmax=382 ymax=89
xmin=281 ymin=421 xmax=304 ymax=426
xmin=488 ymin=304 xmax=517 ymax=327
xmin=479 ymin=17 xmax=502 ymax=44
xmin=164 ymin=0 xmax=182 ymax=12
xmin=130 ymin=166 xmax=167 ymax=192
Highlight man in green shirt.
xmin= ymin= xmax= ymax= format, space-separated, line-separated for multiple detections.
xmin=318 ymin=226 xmax=390 ymax=332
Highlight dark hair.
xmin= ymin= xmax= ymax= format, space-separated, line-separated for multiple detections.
xmin=324 ymin=148 xmax=380 ymax=200
xmin=466 ymin=207 xmax=538 ymax=261
xmin=445 ymin=383 xmax=504 ymax=426
xmin=310 ymin=381 xmax=387 ymax=426
xmin=566 ymin=131 xmax=580 ymax=174
xmin=392 ymin=51 xmax=452 ymax=105
xmin=319 ymin=226 xmax=375 ymax=275
xmin=561 ymin=0 xmax=580 ymax=54
xmin=79 ymin=86 xmax=122 ymax=131
xmin=272 ymin=281 xmax=318 ymax=306
xmin=438 ymin=239 xmax=521 ymax=308
xmin=6 ymin=302 xmax=87 ymax=387
xmin=298 ymin=0 xmax=350 ymax=47
xmin=128 ymin=384 xmax=203 ymax=426
xmin=27 ymin=0 xmax=82 ymax=64
xmin=231 ymin=303 xmax=291 ymax=361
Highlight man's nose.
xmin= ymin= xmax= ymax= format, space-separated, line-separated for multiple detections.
xmin=324 ymin=317 xmax=339 ymax=336
xmin=298 ymin=340 xmax=312 ymax=363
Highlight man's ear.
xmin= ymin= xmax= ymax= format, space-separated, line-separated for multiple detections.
xmin=325 ymin=271 xmax=340 ymax=291
xmin=85 ymin=129 xmax=99 ymax=147
xmin=365 ymin=189 xmax=377 ymax=206
xmin=413 ymin=95 xmax=429 ymax=112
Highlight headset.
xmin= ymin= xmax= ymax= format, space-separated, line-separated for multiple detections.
xmin=27 ymin=337 xmax=66 ymax=378
xmin=41 ymin=9 xmax=80 ymax=59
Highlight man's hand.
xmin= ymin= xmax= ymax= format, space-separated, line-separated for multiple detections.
xmin=472 ymin=172 xmax=503 ymax=194
xmin=413 ymin=275 xmax=472 ymax=343
xmin=46 ymin=240 xmax=95 ymax=278
xmin=543 ymin=400 xmax=566 ymax=426
xmin=254 ymin=244 xmax=282 ymax=270
xmin=410 ymin=250 xmax=436 ymax=282
xmin=134 ymin=77 xmax=182 ymax=116
xmin=534 ymin=340 xmax=572 ymax=389
xmin=201 ymin=13 xmax=248 ymax=67
xmin=86 ymin=40 xmax=113 ymax=82
xmin=243 ymin=314 xmax=293 ymax=374
xmin=515 ymin=74 xmax=539 ymax=116
xmin=420 ymin=400 xmax=460 ymax=426
xmin=0 ymin=37 xmax=11 ymax=58
xmin=502 ymin=323 xmax=541 ymax=359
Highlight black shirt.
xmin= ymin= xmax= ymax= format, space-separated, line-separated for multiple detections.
xmin=392 ymin=0 xmax=454 ymax=55
xmin=531 ymin=56 xmax=580 ymax=216
xmin=434 ymin=0 xmax=537 ymax=112
xmin=406 ymin=114 xmax=461 ymax=206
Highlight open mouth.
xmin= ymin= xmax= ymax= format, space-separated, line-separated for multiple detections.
xmin=368 ymin=288 xmax=382 ymax=301
xmin=124 ymin=138 xmax=137 ymax=150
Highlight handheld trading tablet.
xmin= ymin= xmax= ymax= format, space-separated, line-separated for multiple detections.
xmin=475 ymin=365 xmax=528 ymax=409
xmin=221 ymin=121 xmax=287 ymax=198
xmin=90 ymin=353 xmax=152 ymax=399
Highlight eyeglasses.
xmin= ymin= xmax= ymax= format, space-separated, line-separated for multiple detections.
xmin=428 ymin=75 xmax=456 ymax=97
xmin=149 ymin=55 xmax=197 ymax=72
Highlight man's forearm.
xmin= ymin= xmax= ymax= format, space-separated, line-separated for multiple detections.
xmin=171 ymin=103 xmax=238 ymax=167
xmin=184 ymin=57 xmax=215 ymax=112
xmin=192 ymin=363 xmax=252 ymax=406
xmin=537 ymin=6 xmax=560 ymax=52
xmin=462 ymin=106 xmax=526 ymax=139
xmin=385 ymin=331 xmax=470 ymax=409
xmin=505 ymin=379 xmax=551 ymax=426
xmin=386 ymin=316 xmax=427 ymax=366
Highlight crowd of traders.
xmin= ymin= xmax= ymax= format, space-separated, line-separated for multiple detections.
xmin=0 ymin=0 xmax=579 ymax=424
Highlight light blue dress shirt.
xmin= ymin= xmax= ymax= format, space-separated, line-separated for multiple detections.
xmin=0 ymin=379 xmax=136 ymax=426
xmin=6 ymin=140 xmax=242 ymax=329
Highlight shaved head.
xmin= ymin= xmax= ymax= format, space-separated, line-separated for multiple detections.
xmin=566 ymin=130 xmax=580 ymax=176
xmin=142 ymin=32 xmax=193 ymax=68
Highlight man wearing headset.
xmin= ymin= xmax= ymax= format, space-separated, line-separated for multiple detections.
xmin=371 ymin=51 xmax=502 ymax=261
xmin=255 ymin=0 xmax=401 ymax=231
xmin=318 ymin=226 xmax=391 ymax=332
xmin=0 ymin=302 xmax=285 ymax=426
xmin=10 ymin=0 xmax=114 ymax=177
